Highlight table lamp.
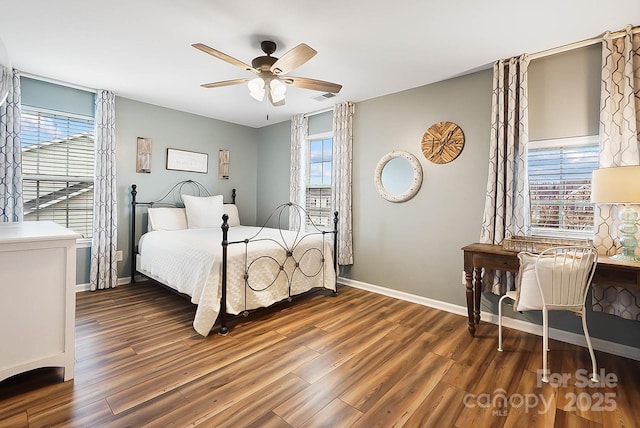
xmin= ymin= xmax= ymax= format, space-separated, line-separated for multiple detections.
xmin=591 ymin=165 xmax=640 ymax=262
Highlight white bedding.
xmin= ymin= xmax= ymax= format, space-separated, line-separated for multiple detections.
xmin=137 ymin=225 xmax=336 ymax=336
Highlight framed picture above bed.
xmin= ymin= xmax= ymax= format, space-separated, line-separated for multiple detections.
xmin=166 ymin=148 xmax=208 ymax=174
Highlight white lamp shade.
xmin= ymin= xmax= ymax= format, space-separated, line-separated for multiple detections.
xmin=247 ymin=77 xmax=265 ymax=102
xmin=270 ymin=79 xmax=286 ymax=103
xmin=591 ymin=165 xmax=640 ymax=204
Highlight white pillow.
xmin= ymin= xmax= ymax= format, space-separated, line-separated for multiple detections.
xmin=147 ymin=207 xmax=188 ymax=231
xmin=182 ymin=194 xmax=225 ymax=229
xmin=514 ymin=252 xmax=544 ymax=311
xmin=223 ymin=204 xmax=241 ymax=227
xmin=514 ymin=251 xmax=594 ymax=311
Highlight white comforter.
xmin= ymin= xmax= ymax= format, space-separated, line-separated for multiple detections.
xmin=138 ymin=226 xmax=336 ymax=336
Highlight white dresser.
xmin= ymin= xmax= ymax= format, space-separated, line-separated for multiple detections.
xmin=0 ymin=221 xmax=79 ymax=382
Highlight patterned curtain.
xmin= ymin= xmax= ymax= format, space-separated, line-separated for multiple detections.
xmin=90 ymin=90 xmax=118 ymax=290
xmin=332 ymin=101 xmax=354 ymax=265
xmin=289 ymin=113 xmax=308 ymax=231
xmin=480 ymin=55 xmax=531 ymax=294
xmin=593 ymin=25 xmax=640 ymax=320
xmin=0 ymin=69 xmax=22 ymax=222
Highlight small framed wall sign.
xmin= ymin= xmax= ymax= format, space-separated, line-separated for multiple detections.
xmin=166 ymin=148 xmax=208 ymax=174
xmin=136 ymin=137 xmax=152 ymax=173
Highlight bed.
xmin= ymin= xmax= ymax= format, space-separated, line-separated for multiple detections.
xmin=129 ymin=180 xmax=338 ymax=336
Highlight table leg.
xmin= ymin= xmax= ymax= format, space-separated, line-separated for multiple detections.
xmin=465 ymin=270 xmax=475 ymax=336
xmin=474 ymin=267 xmax=482 ymax=325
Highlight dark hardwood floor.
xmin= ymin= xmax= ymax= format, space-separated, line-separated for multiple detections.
xmin=1 ymin=281 xmax=639 ymax=427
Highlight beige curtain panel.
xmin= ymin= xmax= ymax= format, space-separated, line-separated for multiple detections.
xmin=592 ymin=25 xmax=640 ymax=320
xmin=480 ymin=55 xmax=531 ymax=295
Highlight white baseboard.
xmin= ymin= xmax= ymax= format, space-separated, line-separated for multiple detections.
xmin=338 ymin=277 xmax=640 ymax=362
xmin=339 ymin=277 xmax=469 ymax=317
xmin=76 ymin=283 xmax=91 ymax=292
xmin=75 ymin=276 xmax=133 ymax=292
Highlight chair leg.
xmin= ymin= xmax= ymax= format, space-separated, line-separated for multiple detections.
xmin=545 ymin=318 xmax=550 ymax=351
xmin=497 ymin=294 xmax=509 ymax=352
xmin=581 ymin=310 xmax=599 ymax=383
xmin=541 ymin=308 xmax=549 ymax=383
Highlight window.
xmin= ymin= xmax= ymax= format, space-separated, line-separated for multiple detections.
xmin=306 ymin=133 xmax=333 ymax=230
xmin=528 ymin=135 xmax=599 ymax=237
xmin=21 ymin=107 xmax=95 ymax=238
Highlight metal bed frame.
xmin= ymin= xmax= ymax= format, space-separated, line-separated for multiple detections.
xmin=130 ymin=180 xmax=338 ymax=335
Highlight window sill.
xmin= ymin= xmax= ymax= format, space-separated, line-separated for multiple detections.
xmin=529 ymin=228 xmax=595 ymax=241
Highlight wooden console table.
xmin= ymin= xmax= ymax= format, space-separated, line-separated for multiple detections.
xmin=462 ymin=243 xmax=640 ymax=336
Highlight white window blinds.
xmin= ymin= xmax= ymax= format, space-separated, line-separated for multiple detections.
xmin=528 ymin=136 xmax=599 ymax=237
xmin=21 ymin=107 xmax=95 ymax=238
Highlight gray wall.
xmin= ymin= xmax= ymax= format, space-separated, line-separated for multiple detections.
xmin=114 ymin=97 xmax=259 ymax=279
xmin=256 ymin=121 xmax=290 ymax=228
xmin=345 ymin=70 xmax=492 ymax=304
xmin=254 ymin=45 xmax=640 ymax=350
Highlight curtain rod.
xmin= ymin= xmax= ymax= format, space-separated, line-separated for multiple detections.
xmin=529 ymin=25 xmax=640 ymax=60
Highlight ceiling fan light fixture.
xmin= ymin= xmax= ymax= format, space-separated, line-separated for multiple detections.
xmin=270 ymin=79 xmax=286 ymax=103
xmin=248 ymin=77 xmax=265 ymax=102
xmin=194 ymin=40 xmax=341 ymax=106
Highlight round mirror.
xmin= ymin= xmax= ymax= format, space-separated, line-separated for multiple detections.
xmin=374 ymin=151 xmax=423 ymax=202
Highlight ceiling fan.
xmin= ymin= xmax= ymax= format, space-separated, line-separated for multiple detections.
xmin=192 ymin=40 xmax=342 ymax=106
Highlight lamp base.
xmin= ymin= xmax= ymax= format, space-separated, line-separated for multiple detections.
xmin=608 ymin=254 xmax=640 ymax=263
xmin=615 ymin=204 xmax=640 ymax=263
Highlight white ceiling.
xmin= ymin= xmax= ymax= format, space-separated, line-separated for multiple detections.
xmin=0 ymin=0 xmax=638 ymax=128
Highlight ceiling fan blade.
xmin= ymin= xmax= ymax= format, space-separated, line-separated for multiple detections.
xmin=192 ymin=43 xmax=259 ymax=74
xmin=201 ymin=78 xmax=249 ymax=88
xmin=285 ymin=77 xmax=342 ymax=94
xmin=270 ymin=43 xmax=317 ymax=75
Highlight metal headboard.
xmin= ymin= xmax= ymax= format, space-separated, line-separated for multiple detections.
xmin=129 ymin=180 xmax=236 ymax=282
